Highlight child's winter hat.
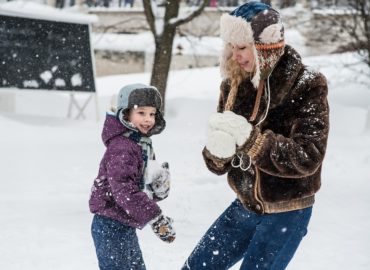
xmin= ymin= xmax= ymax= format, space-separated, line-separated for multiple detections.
xmin=220 ymin=1 xmax=285 ymax=88
xmin=116 ymin=83 xmax=165 ymax=136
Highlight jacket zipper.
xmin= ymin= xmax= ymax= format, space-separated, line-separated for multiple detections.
xmin=254 ymin=167 xmax=265 ymax=213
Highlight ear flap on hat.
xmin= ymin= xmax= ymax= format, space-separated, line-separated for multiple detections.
xmin=251 ymin=45 xmax=260 ymax=89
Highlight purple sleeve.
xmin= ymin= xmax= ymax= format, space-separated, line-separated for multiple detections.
xmin=106 ymin=139 xmax=161 ymax=227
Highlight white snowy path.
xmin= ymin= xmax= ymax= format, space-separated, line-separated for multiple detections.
xmin=1 ymin=53 xmax=370 ymax=269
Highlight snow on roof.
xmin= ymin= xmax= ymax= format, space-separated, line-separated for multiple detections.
xmin=0 ymin=1 xmax=98 ymax=25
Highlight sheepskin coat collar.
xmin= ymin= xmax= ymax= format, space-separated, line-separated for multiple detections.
xmin=203 ymin=45 xmax=330 ymax=214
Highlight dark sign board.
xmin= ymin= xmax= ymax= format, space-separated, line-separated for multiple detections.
xmin=0 ymin=14 xmax=96 ymax=92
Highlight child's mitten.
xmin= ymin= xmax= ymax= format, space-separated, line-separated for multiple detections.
xmin=150 ymin=162 xmax=170 ymax=199
xmin=150 ymin=214 xmax=176 ymax=243
xmin=146 ymin=161 xmax=171 ymax=200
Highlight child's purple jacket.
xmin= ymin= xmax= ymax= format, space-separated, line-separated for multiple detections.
xmin=89 ymin=114 xmax=161 ymax=229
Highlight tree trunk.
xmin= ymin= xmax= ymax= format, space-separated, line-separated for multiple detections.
xmin=142 ymin=0 xmax=209 ymax=112
xmin=150 ymin=27 xmax=176 ymax=112
xmin=363 ymin=1 xmax=370 ymax=67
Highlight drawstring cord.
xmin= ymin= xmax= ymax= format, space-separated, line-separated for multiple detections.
xmin=231 ymin=153 xmax=252 ymax=171
xmin=231 ymin=73 xmax=272 ymax=171
xmin=256 ymin=73 xmax=271 ymax=126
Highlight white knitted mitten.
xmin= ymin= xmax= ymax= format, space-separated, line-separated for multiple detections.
xmin=206 ymin=129 xmax=236 ymax=159
xmin=208 ymin=111 xmax=252 ymax=146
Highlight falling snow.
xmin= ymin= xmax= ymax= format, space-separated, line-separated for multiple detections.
xmin=0 ymin=51 xmax=369 ymax=270
xmin=55 ymin=78 xmax=66 ymax=87
xmin=40 ymin=70 xmax=52 ymax=84
xmin=71 ymin=73 xmax=82 ymax=87
xmin=22 ymin=80 xmax=39 ymax=88
xmin=0 ymin=2 xmax=369 ymax=270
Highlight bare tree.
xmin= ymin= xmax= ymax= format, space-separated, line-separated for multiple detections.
xmin=142 ymin=0 xmax=210 ymax=110
xmin=322 ymin=0 xmax=370 ymax=66
xmin=347 ymin=0 xmax=370 ymax=67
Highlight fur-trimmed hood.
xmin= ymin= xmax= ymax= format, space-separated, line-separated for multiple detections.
xmin=116 ymin=83 xmax=166 ymax=136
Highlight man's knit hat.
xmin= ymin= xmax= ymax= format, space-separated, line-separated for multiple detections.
xmin=116 ymin=83 xmax=165 ymax=136
xmin=220 ymin=1 xmax=285 ymax=88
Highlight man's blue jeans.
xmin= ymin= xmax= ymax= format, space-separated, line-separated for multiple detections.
xmin=182 ymin=199 xmax=312 ymax=270
xmin=91 ymin=215 xmax=146 ymax=270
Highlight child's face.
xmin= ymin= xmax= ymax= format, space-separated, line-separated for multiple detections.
xmin=128 ymin=106 xmax=156 ymax=134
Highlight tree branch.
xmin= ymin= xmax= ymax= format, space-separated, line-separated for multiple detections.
xmin=95 ymin=17 xmax=148 ymax=34
xmin=171 ymin=0 xmax=210 ymax=28
xmin=142 ymin=0 xmax=156 ymax=36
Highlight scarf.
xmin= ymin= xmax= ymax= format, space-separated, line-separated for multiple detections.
xmin=123 ymin=130 xmax=154 ymax=190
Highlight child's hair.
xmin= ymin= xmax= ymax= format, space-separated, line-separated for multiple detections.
xmin=115 ymin=83 xmax=166 ymax=136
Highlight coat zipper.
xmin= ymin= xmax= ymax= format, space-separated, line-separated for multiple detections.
xmin=254 ymin=167 xmax=265 ymax=213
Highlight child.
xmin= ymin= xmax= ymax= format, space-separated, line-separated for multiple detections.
xmin=89 ymin=83 xmax=175 ymax=270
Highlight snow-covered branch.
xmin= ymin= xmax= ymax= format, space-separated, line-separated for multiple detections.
xmin=169 ymin=0 xmax=210 ymax=27
xmin=143 ymin=0 xmax=157 ymax=35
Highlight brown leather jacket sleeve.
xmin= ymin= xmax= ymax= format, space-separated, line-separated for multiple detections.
xmin=202 ymin=147 xmax=232 ymax=175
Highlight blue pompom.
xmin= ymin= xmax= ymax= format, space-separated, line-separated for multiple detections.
xmin=230 ymin=1 xmax=271 ymax=22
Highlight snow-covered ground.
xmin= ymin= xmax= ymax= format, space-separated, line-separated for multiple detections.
xmin=1 ymin=51 xmax=369 ymax=269
xmin=1 ymin=1 xmax=369 ymax=269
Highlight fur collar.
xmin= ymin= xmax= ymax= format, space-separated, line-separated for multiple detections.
xmin=267 ymin=45 xmax=303 ymax=109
